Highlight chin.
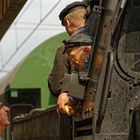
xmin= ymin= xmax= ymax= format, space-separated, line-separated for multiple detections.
xmin=6 ymin=120 xmax=10 ymax=125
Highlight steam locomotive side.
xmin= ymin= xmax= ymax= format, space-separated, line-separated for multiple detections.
xmin=1 ymin=0 xmax=140 ymax=139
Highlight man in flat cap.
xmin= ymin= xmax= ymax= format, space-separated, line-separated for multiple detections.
xmin=61 ymin=31 xmax=103 ymax=115
xmin=48 ymin=2 xmax=103 ymax=113
xmin=48 ymin=2 xmax=87 ymax=112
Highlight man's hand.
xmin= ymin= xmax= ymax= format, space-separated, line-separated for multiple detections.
xmin=57 ymin=92 xmax=69 ymax=113
xmin=57 ymin=92 xmax=75 ymax=115
xmin=83 ymin=100 xmax=94 ymax=113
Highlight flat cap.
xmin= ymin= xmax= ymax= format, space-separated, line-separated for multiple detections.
xmin=59 ymin=1 xmax=87 ymax=25
xmin=63 ymin=26 xmax=93 ymax=53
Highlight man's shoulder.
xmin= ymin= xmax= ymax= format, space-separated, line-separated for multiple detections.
xmin=55 ymin=46 xmax=68 ymax=58
xmin=57 ymin=45 xmax=65 ymax=51
xmin=56 ymin=46 xmax=65 ymax=54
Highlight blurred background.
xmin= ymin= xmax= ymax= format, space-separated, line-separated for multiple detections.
xmin=0 ymin=0 xmax=81 ymax=79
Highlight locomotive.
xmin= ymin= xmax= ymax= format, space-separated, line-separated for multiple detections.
xmin=0 ymin=0 xmax=140 ymax=139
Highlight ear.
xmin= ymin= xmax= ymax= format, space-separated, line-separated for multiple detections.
xmin=65 ymin=19 xmax=70 ymax=27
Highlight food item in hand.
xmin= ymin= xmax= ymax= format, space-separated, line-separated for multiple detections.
xmin=64 ymin=104 xmax=75 ymax=116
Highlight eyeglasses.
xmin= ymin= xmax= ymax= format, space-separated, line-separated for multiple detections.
xmin=0 ymin=103 xmax=4 ymax=109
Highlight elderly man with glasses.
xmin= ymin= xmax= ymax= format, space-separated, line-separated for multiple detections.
xmin=0 ymin=102 xmax=10 ymax=140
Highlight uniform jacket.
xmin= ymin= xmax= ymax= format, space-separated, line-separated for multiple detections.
xmin=48 ymin=46 xmax=70 ymax=97
xmin=48 ymin=25 xmax=94 ymax=102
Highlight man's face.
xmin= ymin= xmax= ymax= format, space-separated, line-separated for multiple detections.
xmin=0 ymin=103 xmax=10 ymax=126
xmin=67 ymin=45 xmax=91 ymax=70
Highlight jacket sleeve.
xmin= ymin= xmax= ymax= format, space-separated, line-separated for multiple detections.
xmin=48 ymin=46 xmax=70 ymax=97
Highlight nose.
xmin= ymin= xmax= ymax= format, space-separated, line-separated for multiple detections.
xmin=4 ymin=106 xmax=10 ymax=112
